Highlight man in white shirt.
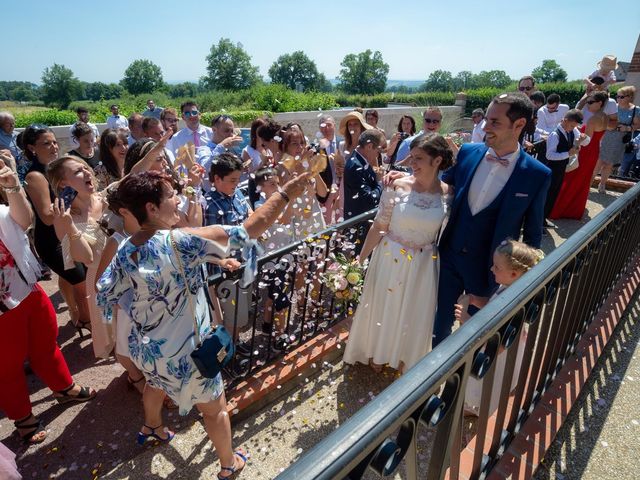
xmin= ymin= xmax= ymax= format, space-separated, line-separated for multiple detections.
xmin=470 ymin=108 xmax=486 ymax=143
xmin=127 ymin=113 xmax=144 ymax=146
xmin=106 ymin=104 xmax=129 ymax=131
xmin=197 ymin=114 xmax=242 ymax=191
xmin=537 ymin=94 xmax=570 ymax=135
xmin=543 ymin=109 xmax=590 ymax=225
xmin=142 ymin=99 xmax=163 ymax=119
xmin=169 ymin=101 xmax=212 ymax=155
xmin=68 ymin=107 xmax=99 ymax=149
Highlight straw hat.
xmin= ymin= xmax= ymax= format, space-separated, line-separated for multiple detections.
xmin=338 ymin=111 xmax=374 ymax=137
xmin=597 ymin=55 xmax=618 ymax=71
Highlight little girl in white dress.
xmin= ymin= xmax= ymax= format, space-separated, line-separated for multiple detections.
xmin=455 ymin=239 xmax=543 ymax=415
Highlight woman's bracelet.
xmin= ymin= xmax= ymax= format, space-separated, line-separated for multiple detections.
xmin=1 ymin=184 xmax=21 ymax=194
xmin=69 ymin=229 xmax=83 ymax=241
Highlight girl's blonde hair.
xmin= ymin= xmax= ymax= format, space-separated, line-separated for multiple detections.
xmin=495 ymin=239 xmax=544 ymax=273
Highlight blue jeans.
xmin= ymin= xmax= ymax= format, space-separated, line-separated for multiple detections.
xmin=619 ymin=151 xmax=639 ymax=177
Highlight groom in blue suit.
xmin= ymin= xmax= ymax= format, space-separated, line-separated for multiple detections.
xmin=433 ymin=92 xmax=551 ymax=346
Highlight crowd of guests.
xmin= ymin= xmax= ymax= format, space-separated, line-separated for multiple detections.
xmin=0 ymin=52 xmax=639 ymax=478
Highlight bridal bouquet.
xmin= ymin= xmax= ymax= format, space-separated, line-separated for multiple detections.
xmin=321 ymin=253 xmax=365 ymax=312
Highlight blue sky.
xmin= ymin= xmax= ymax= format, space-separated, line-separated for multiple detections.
xmin=3 ymin=0 xmax=639 ymax=84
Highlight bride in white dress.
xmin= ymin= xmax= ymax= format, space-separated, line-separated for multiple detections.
xmin=343 ymin=134 xmax=454 ymax=372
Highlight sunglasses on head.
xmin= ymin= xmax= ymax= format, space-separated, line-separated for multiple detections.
xmin=183 ymin=110 xmax=199 ymax=118
xmin=423 ymin=118 xmax=441 ymax=124
xmin=518 ymin=86 xmax=533 ymax=92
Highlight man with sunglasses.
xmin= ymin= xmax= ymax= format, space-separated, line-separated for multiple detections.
xmin=537 ymin=94 xmax=569 ymax=136
xmin=169 ymin=101 xmax=212 ymax=156
xmin=395 ymin=107 xmax=443 ymax=163
xmin=517 ymin=76 xmax=535 ymax=97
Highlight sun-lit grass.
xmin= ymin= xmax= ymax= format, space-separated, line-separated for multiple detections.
xmin=0 ymin=101 xmax=48 ymax=114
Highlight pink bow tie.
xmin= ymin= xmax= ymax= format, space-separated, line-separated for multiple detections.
xmin=485 ymin=153 xmax=510 ymax=167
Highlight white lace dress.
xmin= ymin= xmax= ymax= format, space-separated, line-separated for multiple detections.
xmin=343 ymin=187 xmax=449 ymax=371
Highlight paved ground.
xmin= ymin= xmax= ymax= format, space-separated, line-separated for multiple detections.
xmin=0 ymin=188 xmax=631 ymax=480
xmin=532 ymin=295 xmax=640 ymax=480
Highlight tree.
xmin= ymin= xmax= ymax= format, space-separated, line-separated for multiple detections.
xmin=474 ymin=70 xmax=512 ymax=89
xmin=532 ymin=59 xmax=568 ymax=84
xmin=423 ymin=70 xmax=454 ymax=92
xmin=120 ymin=59 xmax=165 ymax=95
xmin=268 ymin=51 xmax=325 ymax=92
xmin=202 ymin=38 xmax=261 ymax=91
xmin=168 ymin=82 xmax=200 ymax=98
xmin=41 ymin=64 xmax=82 ymax=108
xmin=453 ymin=70 xmax=475 ymax=91
xmin=337 ymin=50 xmax=389 ymax=95
xmin=83 ymin=82 xmax=123 ymax=101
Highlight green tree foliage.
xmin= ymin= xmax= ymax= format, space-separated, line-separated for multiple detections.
xmin=337 ymin=50 xmax=389 ymax=95
xmin=41 ymin=64 xmax=82 ymax=109
xmin=532 ymin=59 xmax=568 ymax=84
xmin=0 ymin=81 xmax=40 ymax=101
xmin=120 ymin=59 xmax=165 ymax=95
xmin=168 ymin=82 xmax=200 ymax=98
xmin=83 ymin=82 xmax=123 ymax=101
xmin=423 ymin=70 xmax=454 ymax=92
xmin=202 ymin=38 xmax=261 ymax=91
xmin=268 ymin=51 xmax=326 ymax=92
xmin=453 ymin=71 xmax=475 ymax=90
xmin=474 ymin=70 xmax=512 ymax=89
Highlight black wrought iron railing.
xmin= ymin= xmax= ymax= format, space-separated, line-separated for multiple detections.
xmin=275 ymin=182 xmax=640 ymax=480
xmin=208 ymin=210 xmax=375 ymax=385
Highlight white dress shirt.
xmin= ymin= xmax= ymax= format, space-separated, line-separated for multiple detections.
xmin=536 ymin=104 xmax=569 ymax=135
xmin=468 ymin=148 xmax=520 ymax=215
xmin=471 ymin=120 xmax=486 ymax=143
xmin=170 ymin=125 xmax=213 ymax=155
xmin=545 ymin=127 xmax=590 ymax=161
xmin=106 ymin=115 xmax=128 ymax=130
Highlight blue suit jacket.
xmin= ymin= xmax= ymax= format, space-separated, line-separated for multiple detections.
xmin=343 ymin=150 xmax=382 ymax=219
xmin=441 ymin=142 xmax=551 ymax=261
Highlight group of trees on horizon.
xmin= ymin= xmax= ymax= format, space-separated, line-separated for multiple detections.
xmin=1 ymin=38 xmax=570 ymax=109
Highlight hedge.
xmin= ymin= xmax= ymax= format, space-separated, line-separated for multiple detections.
xmin=14 ymin=81 xmax=616 ymax=127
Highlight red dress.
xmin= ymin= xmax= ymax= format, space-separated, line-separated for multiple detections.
xmin=550 ymin=127 xmax=605 ymax=220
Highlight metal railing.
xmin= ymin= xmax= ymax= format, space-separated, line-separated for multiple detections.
xmin=275 ymin=182 xmax=640 ymax=480
xmin=208 ymin=210 xmax=375 ymax=385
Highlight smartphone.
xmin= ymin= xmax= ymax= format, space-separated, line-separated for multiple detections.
xmin=60 ymin=186 xmax=78 ymax=210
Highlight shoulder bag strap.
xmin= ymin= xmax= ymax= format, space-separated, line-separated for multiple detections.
xmin=169 ymin=229 xmax=201 ymax=347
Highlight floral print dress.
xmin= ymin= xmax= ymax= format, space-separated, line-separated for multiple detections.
xmin=97 ymin=227 xmax=246 ymax=415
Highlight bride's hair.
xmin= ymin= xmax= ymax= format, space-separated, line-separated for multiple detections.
xmin=409 ymin=133 xmax=455 ymax=171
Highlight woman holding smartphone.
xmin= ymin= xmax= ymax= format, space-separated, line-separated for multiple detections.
xmin=22 ymin=125 xmax=91 ymax=335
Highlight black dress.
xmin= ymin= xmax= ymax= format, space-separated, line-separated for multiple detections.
xmin=25 ymin=161 xmax=87 ymax=284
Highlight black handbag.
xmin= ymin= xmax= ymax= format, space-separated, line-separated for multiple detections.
xmin=169 ymin=230 xmax=234 ymax=378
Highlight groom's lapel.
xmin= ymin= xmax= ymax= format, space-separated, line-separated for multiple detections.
xmin=456 ymin=146 xmax=488 ymax=205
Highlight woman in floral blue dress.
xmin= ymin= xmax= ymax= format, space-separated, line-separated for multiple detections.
xmin=97 ymin=170 xmax=308 ymax=479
